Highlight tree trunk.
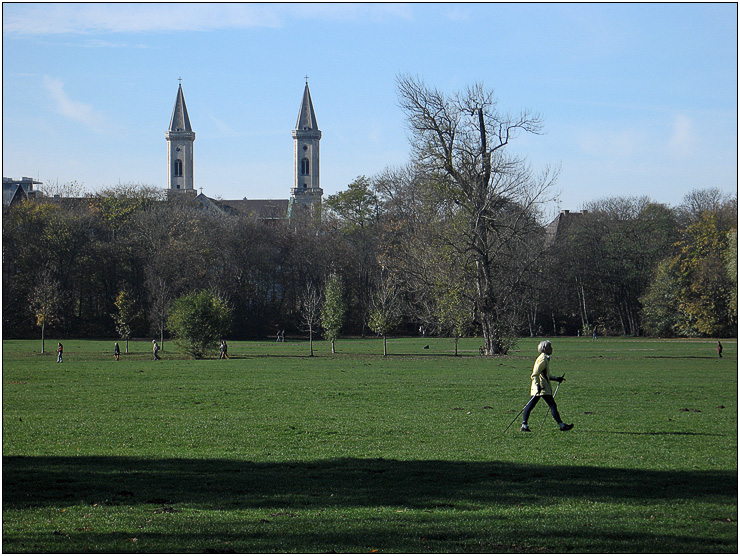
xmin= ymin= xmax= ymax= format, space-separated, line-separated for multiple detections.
xmin=383 ymin=334 xmax=387 ymax=356
xmin=331 ymin=338 xmax=336 ymax=354
xmin=41 ymin=321 xmax=45 ymax=354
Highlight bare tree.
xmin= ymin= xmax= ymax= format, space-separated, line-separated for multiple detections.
xmin=300 ymin=282 xmax=322 ymax=357
xmin=395 ymin=75 xmax=558 ymax=354
xmin=368 ymin=272 xmax=402 ymax=356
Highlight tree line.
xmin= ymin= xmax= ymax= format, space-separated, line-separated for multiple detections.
xmin=4 ymin=77 xmax=736 ymax=353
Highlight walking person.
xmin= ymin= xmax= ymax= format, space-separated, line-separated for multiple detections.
xmin=152 ymin=339 xmax=161 ymax=360
xmin=219 ymin=339 xmax=229 ymax=360
xmin=717 ymin=340 xmax=723 ymax=358
xmin=520 ymin=340 xmax=573 ymax=432
xmin=114 ymin=342 xmax=120 ymax=361
xmin=57 ymin=342 xmax=63 ymax=363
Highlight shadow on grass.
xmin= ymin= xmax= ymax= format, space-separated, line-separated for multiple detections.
xmin=3 ymin=456 xmax=735 ymax=511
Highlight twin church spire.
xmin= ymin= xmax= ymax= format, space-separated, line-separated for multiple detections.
xmin=165 ymin=80 xmax=322 ymax=207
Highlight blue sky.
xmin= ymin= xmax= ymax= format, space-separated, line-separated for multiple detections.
xmin=3 ymin=3 xmax=737 ymax=211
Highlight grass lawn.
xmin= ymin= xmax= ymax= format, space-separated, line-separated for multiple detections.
xmin=2 ymin=336 xmax=737 ymax=553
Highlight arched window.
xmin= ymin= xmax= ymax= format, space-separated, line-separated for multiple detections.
xmin=174 ymin=159 xmax=183 ymax=177
xmin=301 ymin=158 xmax=309 ymax=175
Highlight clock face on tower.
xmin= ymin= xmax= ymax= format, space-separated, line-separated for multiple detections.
xmin=176 ymin=147 xmax=181 ymax=152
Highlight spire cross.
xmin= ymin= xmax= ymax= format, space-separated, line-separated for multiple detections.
xmin=178 ymin=77 xmax=182 ymax=85
xmin=304 ymin=75 xmax=309 ymax=85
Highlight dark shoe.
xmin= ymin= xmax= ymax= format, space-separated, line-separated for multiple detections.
xmin=559 ymin=423 xmax=574 ymax=431
xmin=520 ymin=424 xmax=531 ymax=432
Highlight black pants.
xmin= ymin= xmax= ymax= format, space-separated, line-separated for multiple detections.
xmin=522 ymin=394 xmax=561 ymax=425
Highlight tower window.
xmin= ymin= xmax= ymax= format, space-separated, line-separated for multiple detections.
xmin=174 ymin=159 xmax=183 ymax=177
xmin=301 ymin=158 xmax=310 ymax=175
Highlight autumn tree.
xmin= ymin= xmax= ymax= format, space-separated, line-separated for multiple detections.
xmin=29 ymin=267 xmax=64 ymax=353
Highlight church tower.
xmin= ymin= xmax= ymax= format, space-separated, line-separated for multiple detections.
xmin=166 ymin=82 xmax=195 ymax=193
xmin=291 ymin=80 xmax=323 ymax=207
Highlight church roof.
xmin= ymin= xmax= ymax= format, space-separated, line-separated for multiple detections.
xmin=169 ymin=84 xmax=193 ymax=133
xmin=218 ymin=199 xmax=290 ymax=219
xmin=295 ymin=83 xmax=319 ymax=131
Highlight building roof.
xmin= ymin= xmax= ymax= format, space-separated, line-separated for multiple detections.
xmin=2 ymin=183 xmax=26 ymax=207
xmin=295 ymin=83 xmax=319 ymax=131
xmin=169 ymin=84 xmax=193 ymax=133
xmin=218 ymin=198 xmax=290 ymax=219
xmin=545 ymin=210 xmax=588 ymax=244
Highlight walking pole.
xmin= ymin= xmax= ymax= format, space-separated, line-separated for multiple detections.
xmin=541 ymin=373 xmax=564 ymax=427
xmin=503 ymin=397 xmax=534 ymax=434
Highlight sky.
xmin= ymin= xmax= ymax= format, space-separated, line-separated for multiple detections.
xmin=3 ymin=2 xmax=737 ymax=211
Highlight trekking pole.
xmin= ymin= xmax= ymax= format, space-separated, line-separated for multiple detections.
xmin=503 ymin=397 xmax=534 ymax=434
xmin=541 ymin=373 xmax=565 ymax=427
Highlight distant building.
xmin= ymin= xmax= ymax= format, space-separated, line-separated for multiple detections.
xmin=167 ymin=80 xmax=323 ymax=219
xmin=2 ymin=176 xmax=42 ymax=207
xmin=545 ymin=209 xmax=589 ymax=245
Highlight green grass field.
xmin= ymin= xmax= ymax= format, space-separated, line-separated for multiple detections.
xmin=3 ymin=336 xmax=737 ymax=553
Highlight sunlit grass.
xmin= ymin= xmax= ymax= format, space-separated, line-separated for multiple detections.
xmin=3 ymin=336 xmax=737 ymax=552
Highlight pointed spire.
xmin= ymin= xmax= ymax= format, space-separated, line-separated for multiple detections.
xmin=295 ymin=82 xmax=318 ymax=131
xmin=169 ymin=83 xmax=192 ymax=133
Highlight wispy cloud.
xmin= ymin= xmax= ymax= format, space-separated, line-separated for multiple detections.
xmin=209 ymin=115 xmax=242 ymax=138
xmin=3 ymin=4 xmax=282 ymax=35
xmin=2 ymin=3 xmax=411 ymax=36
xmin=43 ymin=76 xmax=106 ymax=133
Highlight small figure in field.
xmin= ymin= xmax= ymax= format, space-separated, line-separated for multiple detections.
xmin=717 ymin=340 xmax=723 ymax=359
xmin=114 ymin=342 xmax=120 ymax=361
xmin=219 ymin=339 xmax=229 ymax=360
xmin=280 ymin=330 xmax=285 ymax=342
xmin=57 ymin=342 xmax=63 ymax=363
xmin=479 ymin=346 xmax=485 ymax=356
xmin=152 ymin=339 xmax=161 ymax=360
xmin=520 ymin=340 xmax=572 ymax=432
xmin=276 ymin=330 xmax=282 ymax=342
xmin=592 ymin=326 xmax=598 ymax=341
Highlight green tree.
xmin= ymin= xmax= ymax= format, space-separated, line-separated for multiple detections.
xmin=113 ymin=288 xmax=138 ymax=353
xmin=640 ymin=258 xmax=682 ymax=337
xmin=437 ymin=283 xmax=473 ymax=356
xmin=167 ymin=290 xmax=232 ymax=359
xmin=324 ymin=176 xmax=380 ymax=336
xmin=321 ymin=273 xmax=346 ymax=354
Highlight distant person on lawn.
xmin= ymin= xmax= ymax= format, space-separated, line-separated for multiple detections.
xmin=152 ymin=339 xmax=161 ymax=360
xmin=114 ymin=342 xmax=120 ymax=361
xmin=520 ymin=340 xmax=572 ymax=432
xmin=57 ymin=342 xmax=63 ymax=363
xmin=717 ymin=340 xmax=723 ymax=358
